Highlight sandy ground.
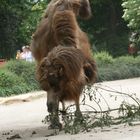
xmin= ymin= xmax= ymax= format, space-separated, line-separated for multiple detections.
xmin=0 ymin=78 xmax=140 ymax=140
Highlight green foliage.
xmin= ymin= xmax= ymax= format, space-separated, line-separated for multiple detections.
xmin=1 ymin=55 xmax=140 ymax=96
xmin=18 ymin=0 xmax=49 ymax=43
xmin=1 ymin=0 xmax=129 ymax=59
xmin=96 ymin=53 xmax=140 ymax=82
xmin=94 ymin=51 xmax=114 ymax=65
xmin=0 ymin=0 xmax=49 ymax=59
xmin=116 ymin=55 xmax=140 ymax=66
xmin=122 ymin=0 xmax=140 ymax=29
xmin=0 ymin=0 xmax=22 ymax=59
xmin=0 ymin=60 xmax=40 ymax=97
xmin=119 ymin=102 xmax=140 ymax=119
xmin=0 ymin=69 xmax=31 ymax=97
xmin=122 ymin=0 xmax=140 ymax=50
xmin=80 ymin=0 xmax=129 ymax=57
xmin=5 ymin=60 xmax=40 ymax=89
xmin=5 ymin=60 xmax=31 ymax=75
xmin=0 ymin=70 xmax=23 ymax=88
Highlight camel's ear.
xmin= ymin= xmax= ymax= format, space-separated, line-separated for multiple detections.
xmin=79 ymin=0 xmax=92 ymax=19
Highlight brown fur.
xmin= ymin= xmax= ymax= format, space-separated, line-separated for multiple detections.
xmin=31 ymin=0 xmax=92 ymax=62
xmin=37 ymin=47 xmax=86 ymax=101
xmin=37 ymin=46 xmax=96 ymax=92
xmin=37 ymin=47 xmax=96 ymax=127
xmin=31 ymin=0 xmax=96 ymax=128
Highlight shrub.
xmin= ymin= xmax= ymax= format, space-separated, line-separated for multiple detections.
xmin=96 ymin=54 xmax=140 ymax=82
xmin=116 ymin=55 xmax=140 ymax=67
xmin=0 ymin=69 xmax=31 ymax=96
xmin=1 ymin=54 xmax=140 ymax=97
xmin=0 ymin=69 xmax=23 ymax=87
xmin=5 ymin=60 xmax=40 ymax=89
xmin=0 ymin=60 xmax=40 ymax=97
xmin=5 ymin=60 xmax=35 ymax=75
xmin=116 ymin=56 xmax=135 ymax=65
xmin=94 ymin=51 xmax=114 ymax=67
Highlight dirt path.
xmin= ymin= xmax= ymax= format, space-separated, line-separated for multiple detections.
xmin=0 ymin=78 xmax=140 ymax=140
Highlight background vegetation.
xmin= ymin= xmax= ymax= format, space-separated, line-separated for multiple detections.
xmin=1 ymin=54 xmax=140 ymax=97
xmin=0 ymin=0 xmax=140 ymax=96
xmin=1 ymin=1 xmax=140 ymax=133
xmin=0 ymin=0 xmax=140 ymax=59
xmin=0 ymin=60 xmax=40 ymax=96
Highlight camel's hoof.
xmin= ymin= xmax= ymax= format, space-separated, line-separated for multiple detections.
xmin=60 ymin=110 xmax=67 ymax=115
xmin=74 ymin=111 xmax=84 ymax=123
xmin=75 ymin=111 xmax=83 ymax=118
xmin=48 ymin=122 xmax=62 ymax=130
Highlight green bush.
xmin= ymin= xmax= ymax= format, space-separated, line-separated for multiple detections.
xmin=0 ymin=70 xmax=23 ymax=87
xmin=5 ymin=60 xmax=40 ymax=89
xmin=0 ymin=69 xmax=32 ymax=96
xmin=96 ymin=54 xmax=140 ymax=82
xmin=94 ymin=51 xmax=114 ymax=67
xmin=1 ymin=54 xmax=140 ymax=97
xmin=94 ymin=51 xmax=114 ymax=66
xmin=5 ymin=60 xmax=35 ymax=75
xmin=0 ymin=60 xmax=40 ymax=97
xmin=116 ymin=56 xmax=140 ymax=67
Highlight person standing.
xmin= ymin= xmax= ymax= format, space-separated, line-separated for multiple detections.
xmin=20 ymin=46 xmax=27 ymax=60
xmin=25 ymin=45 xmax=34 ymax=62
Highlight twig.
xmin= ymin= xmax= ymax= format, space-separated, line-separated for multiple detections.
xmin=95 ymin=84 xmax=140 ymax=106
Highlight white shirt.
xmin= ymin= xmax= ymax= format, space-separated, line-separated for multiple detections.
xmin=25 ymin=51 xmax=34 ymax=62
xmin=20 ymin=52 xmax=26 ymax=60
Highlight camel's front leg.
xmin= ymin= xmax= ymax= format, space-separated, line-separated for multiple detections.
xmin=47 ymin=90 xmax=62 ymax=129
xmin=75 ymin=96 xmax=82 ymax=118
